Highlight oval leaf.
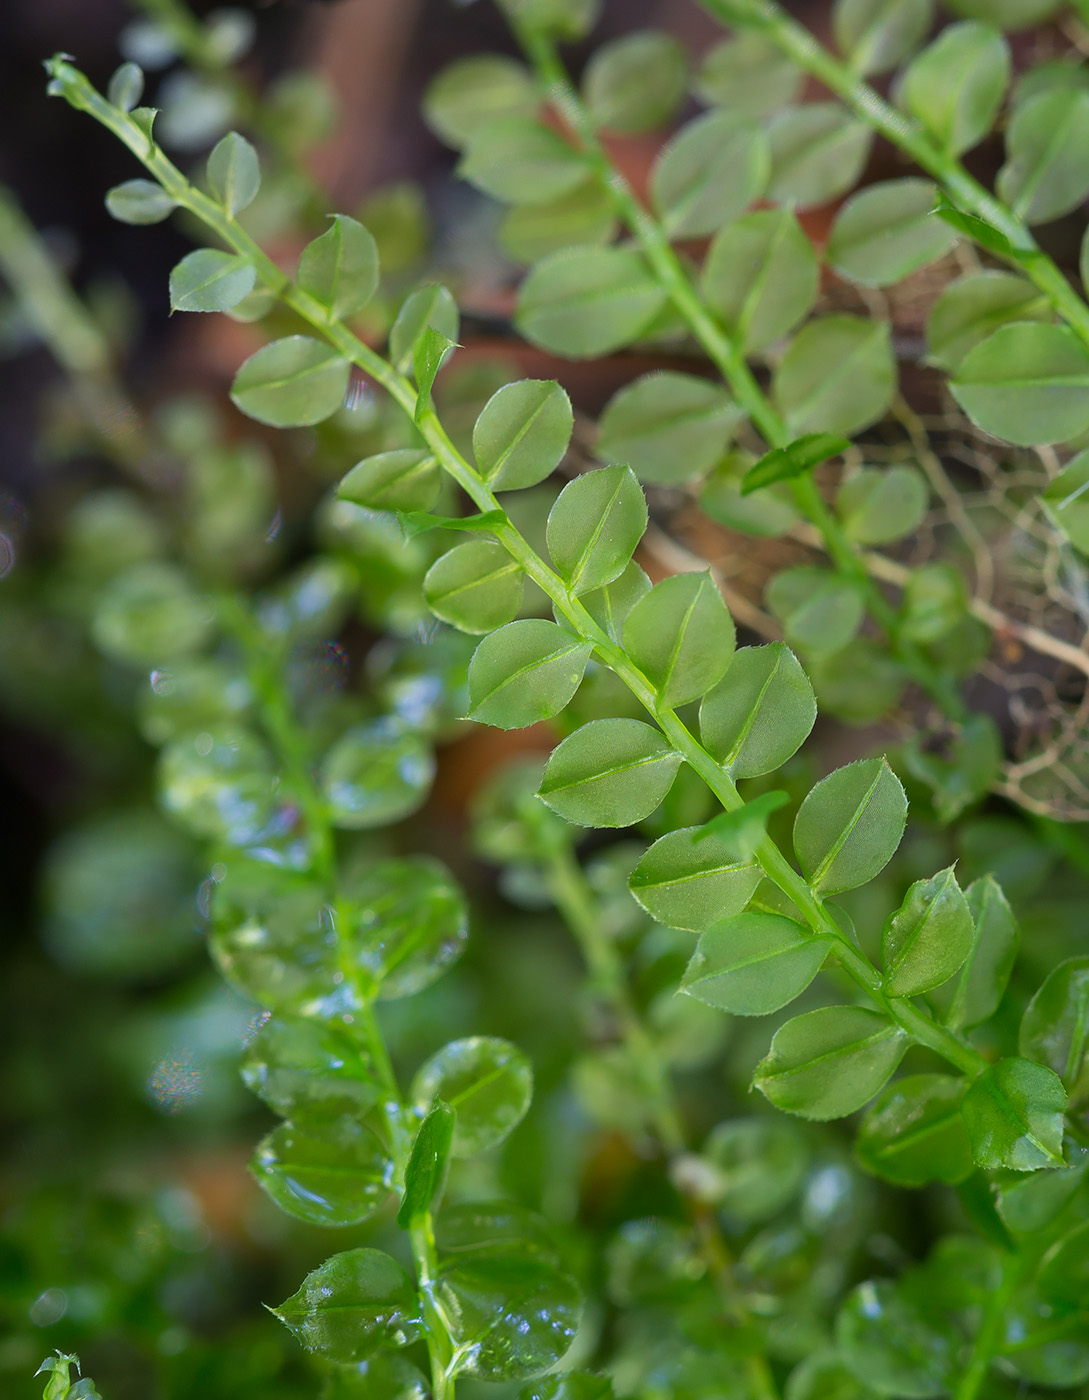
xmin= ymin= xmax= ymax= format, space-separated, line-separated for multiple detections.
xmin=1019 ymin=955 xmax=1089 ymax=1088
xmin=856 ymin=1074 xmax=974 ymax=1186
xmin=628 ymin=827 xmax=761 ymax=932
xmin=546 ymin=464 xmax=647 ymax=594
xmin=949 ymin=322 xmax=1089 ymax=446
xmin=962 ymin=1057 xmax=1067 ymax=1170
xmin=701 ymin=208 xmax=819 ymax=354
xmin=826 ymin=178 xmax=954 ymax=287
xmin=699 ymin=643 xmax=816 ymax=778
xmin=882 ymin=865 xmax=975 ymax=997
xmin=231 ymin=334 xmax=350 ymax=427
xmin=412 ymin=1036 xmax=533 ymax=1157
xmin=169 ymin=248 xmax=255 ymax=312
xmin=755 ymin=1005 xmax=907 ymax=1119
xmin=650 ymin=109 xmax=769 ymax=240
xmin=272 ymin=1249 xmax=422 ymax=1363
xmin=473 ymin=379 xmax=574 ymax=491
xmin=622 ymin=571 xmax=735 ymax=708
xmin=253 ymin=1116 xmax=393 ymax=1227
xmin=682 ymin=911 xmax=831 ymax=1016
xmin=900 ymin=21 xmax=1010 ymax=156
xmin=773 ymin=316 xmax=896 ymax=437
xmin=516 ymin=247 xmax=667 ymax=359
xmin=794 ymin=757 xmax=907 ymax=895
xmin=538 ymin=718 xmax=682 ymax=828
xmin=467 ymin=619 xmax=592 ymax=729
xmin=425 ymin=540 xmax=524 ymax=634
xmin=298 ymin=214 xmax=380 ymax=320
xmin=595 ymin=371 xmax=741 ymax=487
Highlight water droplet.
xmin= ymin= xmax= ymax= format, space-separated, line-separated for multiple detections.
xmin=29 ymin=1288 xmax=67 ymax=1326
xmin=194 ymin=731 xmax=213 ymax=757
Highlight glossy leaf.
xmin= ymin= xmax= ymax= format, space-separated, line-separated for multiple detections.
xmin=882 ymin=866 xmax=974 ymax=997
xmin=412 ymin=1036 xmax=533 ymax=1156
xmin=622 ymin=571 xmax=735 ymax=707
xmin=900 ymin=22 xmax=1010 ymax=156
xmin=650 ymin=109 xmax=769 ymax=240
xmin=320 ymin=720 xmax=434 ymax=828
xmin=836 ymin=1280 xmax=952 ymax=1398
xmin=595 ymin=371 xmax=741 ymax=487
xmin=105 ymin=178 xmax=178 ymax=224
xmin=766 ymin=568 xmax=865 ymax=658
xmin=765 ymin=103 xmax=872 ymax=209
xmin=254 ymin=1116 xmax=393 ymax=1227
xmin=773 ymin=316 xmax=896 ymax=438
xmin=837 ymin=466 xmax=928 ymax=544
xmin=701 ymin=208 xmax=819 ymax=354
xmin=583 ymin=31 xmax=686 ymax=134
xmin=397 ymin=1101 xmax=455 ymax=1226
xmin=683 ymin=911 xmax=831 ymax=1016
xmin=699 ymin=643 xmax=816 ymax=778
xmin=241 ymin=1015 xmax=380 ymax=1117
xmin=755 ymin=1005 xmax=907 ymax=1119
xmin=1019 ymin=956 xmax=1089 ymax=1088
xmin=159 ymin=729 xmax=278 ymax=847
xmin=538 ymin=718 xmax=682 ymax=828
xmin=169 ymin=249 xmax=255 ymax=312
xmin=546 ymin=464 xmax=647 ymax=594
xmin=516 ymin=247 xmax=666 ymax=358
xmin=1041 ymin=449 xmax=1089 ymax=555
xmin=272 ymin=1249 xmax=422 ymax=1363
xmin=339 ymin=449 xmax=441 ymax=513
xmin=856 ymin=1074 xmax=973 ymax=1186
xmin=628 ymin=827 xmax=761 ymax=931
xmin=962 ymin=1057 xmax=1067 ymax=1170
xmin=424 ymin=540 xmax=524 ymax=633
xmin=833 ymin=0 xmax=934 ymax=75
xmin=827 ymin=179 xmax=954 ymax=287
xmin=996 ymin=1149 xmax=1088 ymax=1234
xmin=694 ymin=32 xmax=802 ymax=117
xmin=794 ymin=758 xmax=907 ymax=894
xmin=950 ymin=322 xmax=1089 ymax=446
xmin=206 ymin=131 xmax=260 ymax=214
xmin=322 ymin=1354 xmax=428 ymax=1400
xmin=344 ymin=857 xmax=469 ymax=1001
xmin=927 ymin=272 xmax=1050 ymax=374
xmin=423 ymin=55 xmax=538 ymax=148
xmin=460 ymin=117 xmax=586 ymax=206
xmin=298 ymin=215 xmax=379 ymax=320
xmin=473 ymin=379 xmax=573 ymax=490
xmin=435 ymin=1199 xmax=565 ymax=1267
xmin=997 ymin=88 xmax=1089 ymax=225
xmin=230 ymin=335 xmax=350 ymax=428
xmin=928 ymin=876 xmax=1018 ymax=1030
xmin=467 ymin=619 xmax=592 ymax=729
xmin=389 ymin=284 xmax=459 ymax=374
xmin=519 ymin=1375 xmax=614 ymax=1400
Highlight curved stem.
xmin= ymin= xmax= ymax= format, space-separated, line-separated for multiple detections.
xmin=698 ymin=0 xmax=1089 ymax=353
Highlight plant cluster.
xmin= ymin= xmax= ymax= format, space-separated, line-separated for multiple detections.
xmin=4 ymin=0 xmax=1089 ymax=1397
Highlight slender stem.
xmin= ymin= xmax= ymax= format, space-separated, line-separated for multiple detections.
xmin=511 ymin=24 xmax=967 ymax=723
xmin=952 ymin=1250 xmax=1022 ymax=1400
xmin=697 ymin=0 xmax=1089 ymax=353
xmin=47 ymin=56 xmax=988 ymax=1089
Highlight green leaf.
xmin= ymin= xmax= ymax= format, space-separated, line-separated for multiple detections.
xmin=108 ymin=60 xmax=144 ymax=111
xmin=424 ymin=540 xmax=524 ymax=634
xmin=92 ymin=561 xmax=213 ymax=664
xmin=856 ymin=1074 xmax=973 ymax=1186
xmin=473 ymin=379 xmax=574 ymax=491
xmin=242 ymin=1015 xmax=381 ymax=1118
xmin=950 ymin=321 xmax=1089 ymax=446
xmin=519 ymin=1374 xmax=614 ymax=1400
xmin=898 ymin=562 xmax=968 ymax=643
xmin=538 ymin=718 xmax=682 ymax=828
xmin=397 ymin=508 xmax=506 ymax=541
xmin=272 ymin=1249 xmax=422 ymax=1363
xmin=298 ymin=215 xmax=379 ymax=320
xmin=105 ymin=178 xmax=178 ymax=224
xmin=962 ymin=1057 xmax=1067 ymax=1170
xmin=322 ymin=1354 xmax=429 ymax=1400
xmin=344 ymin=857 xmax=469 ymax=1001
xmin=742 ymin=432 xmax=850 ymax=494
xmin=784 ymin=1352 xmax=877 ymax=1400
xmin=773 ymin=316 xmax=896 ymax=437
xmin=650 ymin=109 xmax=769 ymax=239
xmin=700 ymin=1117 xmax=807 ymax=1223
xmin=499 ymin=183 xmax=617 ymax=264
xmin=389 ymin=284 xmax=459 ymax=374
xmin=827 ymin=178 xmax=954 ymax=287
xmin=695 ymin=790 xmax=790 ymax=862
xmin=882 ymin=866 xmax=974 ymax=997
xmin=701 ymin=207 xmax=819 ymax=354
xmin=254 ymin=1116 xmax=393 ymax=1228
xmin=766 ymin=103 xmax=873 ymax=209
xmin=576 ymin=561 xmax=651 ymax=643
xmin=230 ymin=334 xmax=350 ymax=427
xmin=413 ymin=326 xmax=456 ymax=415
xmin=412 ymin=1036 xmax=533 ymax=1156
xmin=320 ymin=720 xmax=434 ymax=828
xmin=436 ymin=1199 xmax=565 ymax=1266
xmin=837 ymin=466 xmax=928 ymax=544
xmin=928 ymin=875 xmax=1018 ymax=1030
xmin=397 ymin=1102 xmax=455 ymax=1226
xmin=595 ymin=371 xmax=741 ymax=487
xmin=467 ymin=619 xmax=592 ymax=729
xmin=794 ymin=757 xmax=907 ymax=895
xmin=160 ymin=729 xmax=277 ymax=847
xmin=516 ymin=247 xmax=666 ymax=359
xmin=206 ymin=130 xmax=260 ymax=214
xmin=682 ymin=911 xmax=831 ymax=1016
xmin=339 ymin=449 xmax=441 ymax=513
xmin=836 ymin=1280 xmax=952 ymax=1398
xmin=833 ymin=0 xmax=934 ymax=75
xmin=169 ymin=248 xmax=255 ymax=312
xmin=899 ymin=21 xmax=1010 ymax=155
xmin=766 ymin=568 xmax=865 ymax=658
xmin=622 ymin=571 xmax=735 ymax=707
xmin=1038 ymin=1221 xmax=1089 ymax=1313
xmin=546 ymin=464 xmax=647 ymax=594
xmin=583 ymin=31 xmax=687 ymax=134
xmin=497 ymin=0 xmax=601 ymax=42
xmin=694 ymin=32 xmax=803 ymax=117
xmin=423 ymin=55 xmax=538 ymax=148
xmin=945 ymin=0 xmax=1060 ymax=29
xmin=997 ymin=87 xmax=1089 ymax=224
xmin=437 ymin=1255 xmax=582 ymax=1381
xmin=1041 ymin=448 xmax=1089 ymax=555
xmin=929 ymin=194 xmax=1013 ymax=261
xmin=700 ymin=451 xmax=802 ymax=537
xmin=628 ymin=827 xmax=761 ymax=931
xmin=699 ymin=644 xmax=816 ymax=778
xmin=459 ymin=117 xmax=587 ymax=206
xmin=755 ymin=1005 xmax=907 ymax=1119
xmin=1019 ymin=956 xmax=1089 ymax=1089
xmin=996 ymin=1148 xmax=1089 ymax=1233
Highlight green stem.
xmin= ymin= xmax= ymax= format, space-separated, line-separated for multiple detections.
xmin=46 ymin=55 xmax=987 ymax=1091
xmin=698 ymin=0 xmax=1089 ymax=353
xmin=952 ymin=1250 xmax=1022 ymax=1400
xmin=511 ymin=24 xmax=967 ymax=723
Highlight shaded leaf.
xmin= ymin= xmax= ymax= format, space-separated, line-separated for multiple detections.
xmin=755 ymin=1005 xmax=907 ymax=1119
xmin=856 ymin=1074 xmax=973 ymax=1186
